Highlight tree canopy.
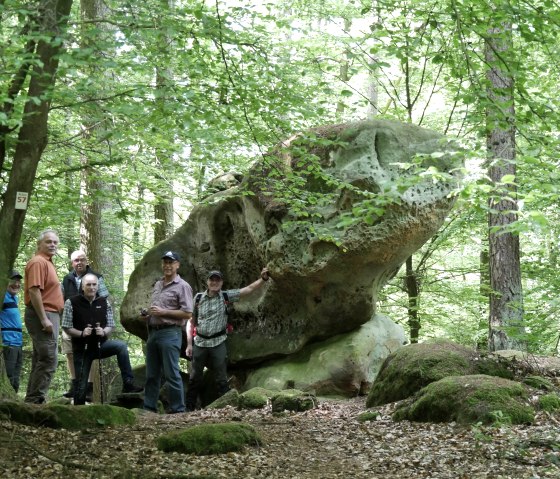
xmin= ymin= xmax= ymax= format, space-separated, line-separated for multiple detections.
xmin=1 ymin=0 xmax=560 ymax=353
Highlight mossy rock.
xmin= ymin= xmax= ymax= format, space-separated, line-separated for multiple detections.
xmin=271 ymin=389 xmax=317 ymax=412
xmin=45 ymin=404 xmax=137 ymax=429
xmin=357 ymin=410 xmax=381 ymax=422
xmin=205 ymin=388 xmax=240 ymax=410
xmin=238 ymin=388 xmax=274 ymax=410
xmin=366 ymin=340 xmax=513 ymax=407
xmin=0 ymin=400 xmax=59 ymax=428
xmin=0 ymin=401 xmax=136 ymax=429
xmin=157 ymin=422 xmax=261 ymax=455
xmin=523 ymin=375 xmax=555 ymax=391
xmin=538 ymin=393 xmax=560 ymax=412
xmin=393 ymin=374 xmax=534 ymax=425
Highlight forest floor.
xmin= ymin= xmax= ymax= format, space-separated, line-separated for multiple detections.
xmin=2 ymin=395 xmax=560 ymax=479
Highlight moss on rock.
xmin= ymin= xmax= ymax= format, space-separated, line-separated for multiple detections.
xmin=366 ymin=341 xmax=476 ymax=407
xmin=205 ymin=388 xmax=240 ymax=410
xmin=238 ymin=388 xmax=274 ymax=410
xmin=0 ymin=401 xmax=136 ymax=429
xmin=45 ymin=404 xmax=137 ymax=429
xmin=271 ymin=389 xmax=317 ymax=412
xmin=157 ymin=422 xmax=261 ymax=455
xmin=523 ymin=376 xmax=555 ymax=391
xmin=393 ymin=374 xmax=534 ymax=425
xmin=0 ymin=400 xmax=59 ymax=428
xmin=538 ymin=393 xmax=560 ymax=412
xmin=366 ymin=340 xmax=514 ymax=407
xmin=357 ymin=411 xmax=381 ymax=422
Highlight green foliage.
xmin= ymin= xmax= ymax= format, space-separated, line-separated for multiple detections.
xmin=2 ymin=0 xmax=560 ymax=362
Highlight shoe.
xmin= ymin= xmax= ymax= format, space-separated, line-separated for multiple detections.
xmin=185 ymin=404 xmax=195 ymax=412
xmin=122 ymin=381 xmax=143 ymax=393
xmin=63 ymin=382 xmax=74 ymax=398
xmin=85 ymin=382 xmax=94 ymax=402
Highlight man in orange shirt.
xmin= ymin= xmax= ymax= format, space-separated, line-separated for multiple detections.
xmin=24 ymin=229 xmax=64 ymax=404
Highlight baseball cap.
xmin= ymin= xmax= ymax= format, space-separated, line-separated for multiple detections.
xmin=207 ymin=270 xmax=223 ymax=279
xmin=161 ymin=251 xmax=180 ymax=261
xmin=10 ymin=270 xmax=22 ymax=280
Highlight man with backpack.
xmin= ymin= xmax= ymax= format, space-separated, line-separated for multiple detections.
xmin=185 ymin=267 xmax=270 ymax=412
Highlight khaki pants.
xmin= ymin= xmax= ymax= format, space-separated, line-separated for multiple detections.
xmin=24 ymin=308 xmax=60 ymax=404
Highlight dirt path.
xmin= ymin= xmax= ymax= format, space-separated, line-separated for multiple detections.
xmin=1 ymin=397 xmax=559 ymax=478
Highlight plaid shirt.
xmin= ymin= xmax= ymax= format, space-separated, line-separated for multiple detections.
xmin=61 ymin=296 xmax=114 ymax=329
xmin=194 ymin=289 xmax=240 ymax=348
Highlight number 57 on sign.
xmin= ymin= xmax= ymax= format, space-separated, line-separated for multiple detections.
xmin=15 ymin=192 xmax=28 ymax=210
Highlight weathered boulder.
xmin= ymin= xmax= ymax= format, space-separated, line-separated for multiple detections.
xmin=366 ymin=340 xmax=514 ymax=407
xmin=392 ymin=374 xmax=534 ymax=425
xmin=245 ymin=314 xmax=405 ymax=397
xmin=121 ymin=119 xmax=462 ymax=390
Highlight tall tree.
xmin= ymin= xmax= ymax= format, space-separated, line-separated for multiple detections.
xmin=485 ymin=8 xmax=523 ymax=351
xmin=0 ymin=0 xmax=74 ymax=294
xmin=152 ymin=0 xmax=176 ymax=244
xmin=79 ymin=0 xmax=124 ymax=298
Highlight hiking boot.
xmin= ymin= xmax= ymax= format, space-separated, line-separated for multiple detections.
xmin=122 ymin=380 xmax=143 ymax=393
xmin=85 ymin=382 xmax=94 ymax=402
xmin=63 ymin=381 xmax=75 ymax=398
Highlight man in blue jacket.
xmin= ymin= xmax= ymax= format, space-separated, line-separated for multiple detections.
xmin=1 ymin=271 xmax=24 ymax=393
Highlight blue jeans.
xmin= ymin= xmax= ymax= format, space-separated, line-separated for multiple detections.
xmin=73 ymin=339 xmax=134 ymax=405
xmin=24 ymin=308 xmax=59 ymax=404
xmin=144 ymin=327 xmax=185 ymax=413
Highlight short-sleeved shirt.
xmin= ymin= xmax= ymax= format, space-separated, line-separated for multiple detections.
xmin=24 ymin=252 xmax=64 ymax=312
xmin=194 ymin=289 xmax=240 ymax=348
xmin=1 ymin=291 xmax=22 ymax=346
xmin=149 ymin=274 xmax=193 ymax=327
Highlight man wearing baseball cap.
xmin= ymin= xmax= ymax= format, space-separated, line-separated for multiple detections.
xmin=185 ymin=266 xmax=270 ymax=412
xmin=1 ymin=270 xmax=24 ymax=392
xmin=142 ymin=250 xmax=193 ymax=414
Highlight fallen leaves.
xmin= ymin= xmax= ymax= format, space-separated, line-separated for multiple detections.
xmin=1 ymin=397 xmax=559 ymax=478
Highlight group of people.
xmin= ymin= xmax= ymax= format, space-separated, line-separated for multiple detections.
xmin=142 ymin=250 xmax=270 ymax=413
xmin=1 ymin=228 xmax=271 ymax=414
xmin=1 ymin=229 xmax=142 ymax=404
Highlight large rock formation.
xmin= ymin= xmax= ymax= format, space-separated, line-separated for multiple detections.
xmin=121 ymin=119 xmax=462 ymax=394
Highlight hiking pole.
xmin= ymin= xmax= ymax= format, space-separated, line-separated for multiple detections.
xmin=76 ymin=325 xmax=90 ymax=405
xmin=96 ymin=322 xmax=104 ymax=405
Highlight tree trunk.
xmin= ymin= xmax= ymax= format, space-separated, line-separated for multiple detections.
xmin=336 ymin=17 xmax=352 ymax=116
xmin=485 ymin=12 xmax=524 ymax=351
xmin=405 ymin=255 xmax=420 ymax=343
xmin=0 ymin=0 xmax=74 ymax=294
xmin=78 ymin=0 xmax=124 ymax=302
xmin=152 ymin=0 xmax=176 ymax=244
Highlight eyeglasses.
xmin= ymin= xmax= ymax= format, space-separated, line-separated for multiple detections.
xmin=73 ymin=258 xmax=87 ymax=263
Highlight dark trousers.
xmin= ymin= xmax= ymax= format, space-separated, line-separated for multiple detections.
xmin=185 ymin=341 xmax=229 ymax=408
xmin=73 ymin=339 xmax=134 ymax=405
xmin=2 ymin=345 xmax=23 ymax=393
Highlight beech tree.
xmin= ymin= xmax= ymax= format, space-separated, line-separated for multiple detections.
xmin=0 ymin=0 xmax=74 ymax=294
